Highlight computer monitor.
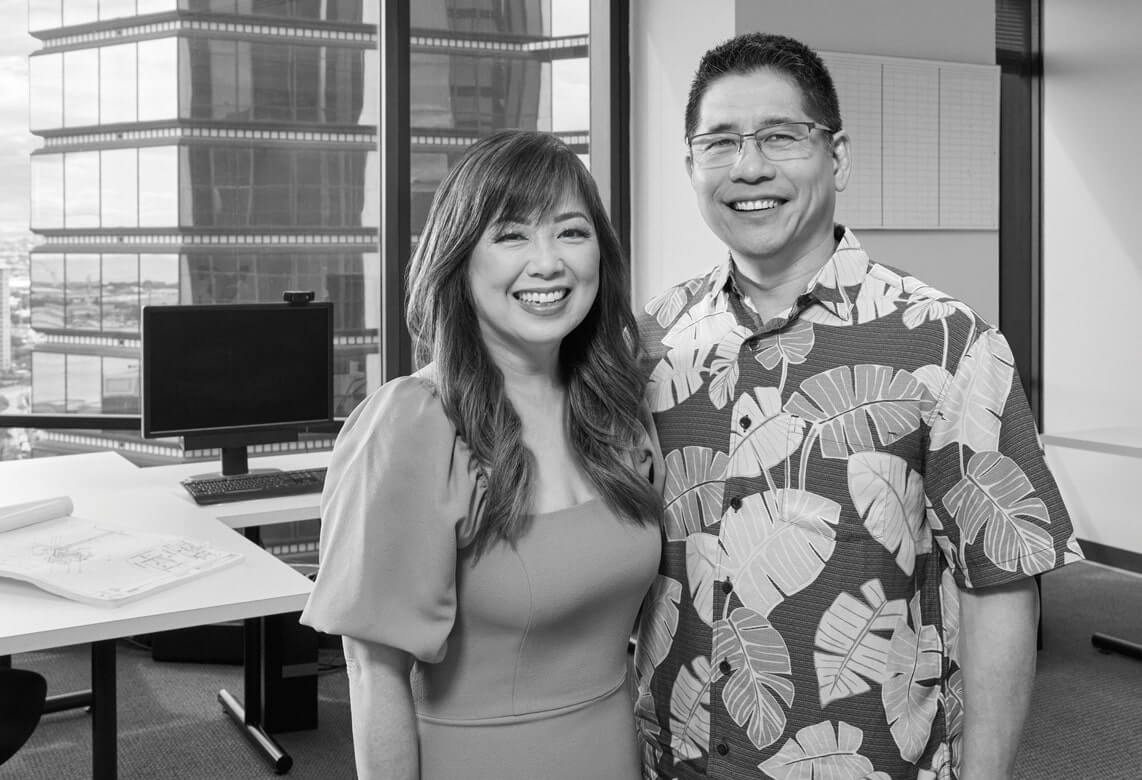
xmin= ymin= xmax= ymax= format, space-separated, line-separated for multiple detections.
xmin=141 ymin=300 xmax=334 ymax=477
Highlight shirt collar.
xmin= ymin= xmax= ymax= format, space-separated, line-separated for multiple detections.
xmin=711 ymin=224 xmax=872 ymax=324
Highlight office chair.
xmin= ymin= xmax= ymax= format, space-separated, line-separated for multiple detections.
xmin=0 ymin=667 xmax=48 ymax=766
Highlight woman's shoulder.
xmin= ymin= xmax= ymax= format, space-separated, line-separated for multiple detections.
xmin=341 ymin=365 xmax=452 ymax=446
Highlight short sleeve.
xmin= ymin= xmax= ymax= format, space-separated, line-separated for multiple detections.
xmin=300 ymin=374 xmax=479 ymax=663
xmin=923 ymin=327 xmax=1082 ymax=590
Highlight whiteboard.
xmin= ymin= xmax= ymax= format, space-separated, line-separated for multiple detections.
xmin=822 ymin=51 xmax=1000 ymax=230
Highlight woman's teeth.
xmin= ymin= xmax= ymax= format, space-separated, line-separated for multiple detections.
xmin=516 ymin=289 xmax=568 ymax=304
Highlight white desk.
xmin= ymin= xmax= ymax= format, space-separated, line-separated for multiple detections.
xmin=131 ymin=450 xmax=329 ymax=529
xmin=0 ymin=452 xmax=314 ymax=779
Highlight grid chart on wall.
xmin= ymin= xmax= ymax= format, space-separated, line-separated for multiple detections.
xmin=822 ymin=51 xmax=1000 ymax=230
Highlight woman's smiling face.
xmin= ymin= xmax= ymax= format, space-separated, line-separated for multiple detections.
xmin=467 ymin=193 xmax=600 ymax=366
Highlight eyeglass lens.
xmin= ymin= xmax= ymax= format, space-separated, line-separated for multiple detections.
xmin=690 ymin=123 xmax=819 ymax=167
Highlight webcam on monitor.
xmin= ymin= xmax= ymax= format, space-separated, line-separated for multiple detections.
xmin=283 ymin=290 xmax=315 ymax=305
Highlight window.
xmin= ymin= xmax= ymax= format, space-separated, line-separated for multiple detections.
xmin=2 ymin=0 xmax=619 ymax=464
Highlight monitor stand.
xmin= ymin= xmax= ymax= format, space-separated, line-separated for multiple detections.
xmin=220 ymin=445 xmax=253 ymax=477
xmin=184 ymin=447 xmax=281 ymax=482
xmin=182 ymin=432 xmax=298 ymax=480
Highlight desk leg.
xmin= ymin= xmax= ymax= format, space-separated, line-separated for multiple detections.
xmin=91 ymin=639 xmax=117 ymax=780
xmin=1091 ymin=632 xmax=1142 ymax=661
xmin=218 ymin=526 xmax=293 ymax=775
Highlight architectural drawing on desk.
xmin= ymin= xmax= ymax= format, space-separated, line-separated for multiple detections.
xmin=0 ymin=518 xmax=243 ymax=606
xmin=30 ymin=526 xmax=106 ymax=570
xmin=131 ymin=538 xmax=236 ymax=575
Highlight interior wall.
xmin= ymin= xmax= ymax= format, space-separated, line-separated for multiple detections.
xmin=1042 ymin=0 xmax=1142 ymax=556
xmin=628 ymin=0 xmax=735 ymax=308
xmin=629 ymin=0 xmax=999 ymax=324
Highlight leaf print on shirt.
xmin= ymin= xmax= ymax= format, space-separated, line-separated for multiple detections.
xmin=646 ymin=276 xmax=706 ymax=328
xmin=663 ymin=446 xmax=728 ymax=542
xmin=647 ymin=348 xmax=707 ymax=412
xmin=911 ymin=364 xmax=952 ymax=427
xmin=785 ymin=365 xmax=929 ymax=461
xmin=940 ymin=668 xmax=965 ymax=773
xmin=917 ymin=742 xmax=954 ymax=780
xmin=721 ymin=490 xmax=842 ymax=618
xmin=708 ymin=325 xmax=753 ymax=409
xmin=939 ymin=568 xmax=961 ymax=666
xmin=817 ymin=241 xmax=870 ymax=290
xmin=1065 ymin=531 xmax=1085 ymax=564
xmin=848 ymin=452 xmax=925 ymax=575
xmin=853 ymin=275 xmax=902 ymax=324
xmin=928 ymin=329 xmax=1014 ymax=454
xmin=661 ymin=291 xmax=738 ymax=350
xmin=925 ymin=497 xmax=969 ymax=586
xmin=714 ymin=606 xmax=795 ymax=750
xmin=755 ymin=318 xmax=815 ymax=371
xmin=883 ymin=593 xmax=942 ymax=763
xmin=726 ymin=388 xmax=805 ymax=482
xmin=760 ymin=720 xmax=876 ymax=780
xmin=900 ymin=275 xmax=973 ymax=319
xmin=943 ymin=451 xmax=1056 ymax=574
xmin=687 ymin=532 xmax=721 ymax=627
xmin=902 ymin=297 xmax=961 ymax=330
xmin=755 ymin=318 xmax=815 ymax=395
xmin=669 ymin=656 xmax=712 ymax=761
xmin=814 ymin=579 xmax=906 ymax=707
xmin=634 ymin=575 xmax=683 ymax=691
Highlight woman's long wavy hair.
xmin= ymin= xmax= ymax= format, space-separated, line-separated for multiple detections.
xmin=406 ymin=130 xmax=662 ymax=558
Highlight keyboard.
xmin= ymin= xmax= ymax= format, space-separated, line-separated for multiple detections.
xmin=181 ymin=467 xmax=327 ymax=506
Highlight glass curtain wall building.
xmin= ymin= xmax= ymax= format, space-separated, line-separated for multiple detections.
xmin=26 ymin=0 xmax=380 ymax=461
xmin=16 ymin=0 xmax=592 ymax=466
xmin=408 ymin=1 xmax=590 ymax=236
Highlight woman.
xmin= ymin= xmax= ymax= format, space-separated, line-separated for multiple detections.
xmin=300 ymin=130 xmax=663 ymax=780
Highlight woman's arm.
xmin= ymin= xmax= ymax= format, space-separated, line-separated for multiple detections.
xmin=343 ymin=636 xmax=419 ymax=780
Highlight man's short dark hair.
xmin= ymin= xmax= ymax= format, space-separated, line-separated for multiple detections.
xmin=684 ymin=32 xmax=842 ymax=139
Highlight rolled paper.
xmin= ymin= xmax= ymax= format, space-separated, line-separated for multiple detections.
xmin=0 ymin=496 xmax=75 ymax=534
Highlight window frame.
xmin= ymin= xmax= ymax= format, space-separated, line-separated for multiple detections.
xmin=4 ymin=0 xmax=631 ymax=435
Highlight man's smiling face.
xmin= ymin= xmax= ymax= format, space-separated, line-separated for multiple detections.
xmin=686 ymin=67 xmax=850 ymax=277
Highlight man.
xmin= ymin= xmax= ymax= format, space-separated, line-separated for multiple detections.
xmin=634 ymin=32 xmax=1081 ymax=780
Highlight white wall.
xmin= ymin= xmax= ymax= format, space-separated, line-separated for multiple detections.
xmin=1042 ymin=0 xmax=1142 ymax=555
xmin=630 ymin=0 xmax=999 ymax=324
xmin=629 ymin=0 xmax=735 ymax=308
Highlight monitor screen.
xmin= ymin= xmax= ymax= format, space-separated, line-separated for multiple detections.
xmin=141 ymin=302 xmax=333 ymax=472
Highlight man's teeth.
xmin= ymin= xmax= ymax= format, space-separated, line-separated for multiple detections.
xmin=517 ymin=289 xmax=568 ymax=304
xmin=731 ymin=199 xmax=780 ymax=212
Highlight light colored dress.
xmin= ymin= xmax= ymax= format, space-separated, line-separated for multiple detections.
xmin=301 ymin=371 xmax=662 ymax=780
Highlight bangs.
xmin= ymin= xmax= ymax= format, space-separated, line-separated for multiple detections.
xmin=482 ymin=149 xmax=586 ymax=227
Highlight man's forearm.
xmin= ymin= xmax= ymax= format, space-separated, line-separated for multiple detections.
xmin=958 ymin=577 xmax=1040 ymax=780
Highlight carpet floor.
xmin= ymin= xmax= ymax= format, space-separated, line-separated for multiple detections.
xmin=3 ymin=559 xmax=1141 ymax=779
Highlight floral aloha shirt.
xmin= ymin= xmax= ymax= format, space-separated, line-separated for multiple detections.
xmin=634 ymin=225 xmax=1082 ymax=780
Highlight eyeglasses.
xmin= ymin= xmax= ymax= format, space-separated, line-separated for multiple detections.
xmin=687 ymin=122 xmax=835 ymax=169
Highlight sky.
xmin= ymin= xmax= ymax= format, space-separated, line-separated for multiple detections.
xmin=0 ymin=0 xmax=36 ymax=238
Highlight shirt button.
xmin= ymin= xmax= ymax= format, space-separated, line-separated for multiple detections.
xmin=719 ymin=659 xmax=732 ymax=675
xmin=721 ymin=580 xmax=734 ymax=595
xmin=716 ymin=743 xmax=729 ymax=756
xmin=729 ymin=496 xmax=742 ymax=510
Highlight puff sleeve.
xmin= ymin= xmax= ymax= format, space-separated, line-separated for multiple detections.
xmin=300 ymin=374 xmax=478 ymax=663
